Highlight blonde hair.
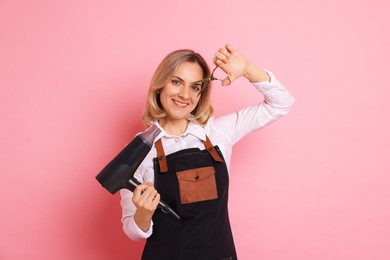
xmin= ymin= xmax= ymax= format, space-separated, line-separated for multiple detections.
xmin=142 ymin=49 xmax=214 ymax=127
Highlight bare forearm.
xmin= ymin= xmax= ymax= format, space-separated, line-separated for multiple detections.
xmin=244 ymin=64 xmax=270 ymax=83
xmin=134 ymin=211 xmax=152 ymax=232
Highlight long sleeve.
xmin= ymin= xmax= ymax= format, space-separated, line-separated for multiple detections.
xmin=120 ymin=167 xmax=155 ymax=240
xmin=213 ymin=70 xmax=295 ymax=145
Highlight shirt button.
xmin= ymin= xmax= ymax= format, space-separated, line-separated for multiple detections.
xmin=175 ymin=137 xmax=180 ymax=142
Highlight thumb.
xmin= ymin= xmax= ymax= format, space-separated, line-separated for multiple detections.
xmin=221 ymin=75 xmax=232 ymax=86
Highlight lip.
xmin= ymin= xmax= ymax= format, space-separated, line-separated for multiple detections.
xmin=172 ymin=99 xmax=189 ymax=108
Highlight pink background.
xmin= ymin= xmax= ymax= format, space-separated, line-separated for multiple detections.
xmin=1 ymin=0 xmax=389 ymax=259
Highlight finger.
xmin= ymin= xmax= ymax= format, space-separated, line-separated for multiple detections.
xmin=141 ymin=186 xmax=155 ymax=198
xmin=139 ymin=186 xmax=157 ymax=207
xmin=132 ymin=184 xmax=155 ymax=209
xmin=225 ymin=44 xmax=234 ymax=54
xmin=133 ymin=184 xmax=146 ymax=201
xmin=213 ymin=57 xmax=222 ymax=66
xmin=215 ymin=52 xmax=228 ymax=63
xmin=142 ymin=189 xmax=158 ymax=208
xmin=218 ymin=47 xmax=230 ymax=57
xmin=151 ymin=193 xmax=161 ymax=209
xmin=148 ymin=192 xmax=160 ymax=211
xmin=222 ymin=76 xmax=232 ymax=86
xmin=214 ymin=58 xmax=224 ymax=67
xmin=147 ymin=189 xmax=158 ymax=202
xmin=152 ymin=192 xmax=160 ymax=202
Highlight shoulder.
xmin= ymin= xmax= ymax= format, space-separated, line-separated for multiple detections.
xmin=204 ymin=117 xmax=233 ymax=145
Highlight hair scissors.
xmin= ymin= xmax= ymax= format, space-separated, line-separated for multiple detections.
xmin=193 ymin=66 xmax=231 ymax=96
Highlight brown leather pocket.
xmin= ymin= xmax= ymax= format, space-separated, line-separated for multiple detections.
xmin=176 ymin=166 xmax=218 ymax=204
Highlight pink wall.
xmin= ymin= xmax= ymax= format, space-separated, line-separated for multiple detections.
xmin=1 ymin=0 xmax=389 ymax=259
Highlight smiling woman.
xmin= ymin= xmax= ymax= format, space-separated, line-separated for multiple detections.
xmin=158 ymin=62 xmax=203 ymax=135
xmin=118 ymin=44 xmax=295 ymax=260
xmin=143 ymin=49 xmax=214 ymax=129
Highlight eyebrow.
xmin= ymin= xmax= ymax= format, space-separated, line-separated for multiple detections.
xmin=172 ymin=75 xmax=184 ymax=82
xmin=172 ymin=75 xmax=202 ymax=85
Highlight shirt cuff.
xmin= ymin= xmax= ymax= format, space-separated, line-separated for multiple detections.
xmin=251 ymin=69 xmax=277 ymax=92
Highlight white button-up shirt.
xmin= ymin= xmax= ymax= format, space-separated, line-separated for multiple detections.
xmin=120 ymin=70 xmax=295 ymax=240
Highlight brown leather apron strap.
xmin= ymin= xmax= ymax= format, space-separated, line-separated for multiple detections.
xmin=155 ymin=135 xmax=224 ymax=173
xmin=204 ymin=136 xmax=224 ymax=162
xmin=155 ymin=139 xmax=168 ymax=173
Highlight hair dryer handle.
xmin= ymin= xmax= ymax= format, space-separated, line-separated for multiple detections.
xmin=128 ymin=178 xmax=181 ymax=220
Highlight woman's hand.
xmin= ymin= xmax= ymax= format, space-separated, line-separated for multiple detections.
xmin=132 ymin=182 xmax=161 ymax=232
xmin=214 ymin=44 xmax=270 ymax=85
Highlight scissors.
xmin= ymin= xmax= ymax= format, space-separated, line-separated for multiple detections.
xmin=193 ymin=66 xmax=232 ymax=96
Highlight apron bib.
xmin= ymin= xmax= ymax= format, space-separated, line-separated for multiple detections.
xmin=141 ymin=136 xmax=237 ymax=260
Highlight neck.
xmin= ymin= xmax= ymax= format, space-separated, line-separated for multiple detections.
xmin=159 ymin=118 xmax=189 ymax=136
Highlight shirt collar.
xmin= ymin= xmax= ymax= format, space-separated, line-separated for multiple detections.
xmin=154 ymin=120 xmax=206 ymax=142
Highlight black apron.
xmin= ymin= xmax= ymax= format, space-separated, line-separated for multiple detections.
xmin=141 ymin=136 xmax=237 ymax=260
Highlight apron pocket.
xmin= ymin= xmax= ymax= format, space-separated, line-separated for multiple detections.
xmin=176 ymin=166 xmax=218 ymax=204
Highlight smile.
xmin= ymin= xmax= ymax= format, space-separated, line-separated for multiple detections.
xmin=173 ymin=99 xmax=189 ymax=108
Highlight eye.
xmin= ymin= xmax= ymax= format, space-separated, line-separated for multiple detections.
xmin=191 ymin=84 xmax=201 ymax=92
xmin=172 ymin=79 xmax=182 ymax=86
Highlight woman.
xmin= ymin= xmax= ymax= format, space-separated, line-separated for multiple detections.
xmin=120 ymin=44 xmax=295 ymax=259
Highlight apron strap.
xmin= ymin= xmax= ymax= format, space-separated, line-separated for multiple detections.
xmin=155 ymin=139 xmax=168 ymax=173
xmin=154 ymin=135 xmax=224 ymax=173
xmin=203 ymin=136 xmax=224 ymax=162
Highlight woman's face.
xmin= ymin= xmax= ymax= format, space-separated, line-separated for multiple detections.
xmin=159 ymin=62 xmax=203 ymax=125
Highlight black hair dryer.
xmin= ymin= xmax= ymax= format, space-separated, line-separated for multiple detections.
xmin=95 ymin=124 xmax=180 ymax=220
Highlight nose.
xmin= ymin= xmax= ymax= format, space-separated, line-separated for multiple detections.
xmin=178 ymin=84 xmax=190 ymax=99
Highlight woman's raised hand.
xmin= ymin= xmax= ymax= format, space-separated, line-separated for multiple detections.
xmin=213 ymin=44 xmax=250 ymax=86
xmin=214 ymin=44 xmax=270 ymax=85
